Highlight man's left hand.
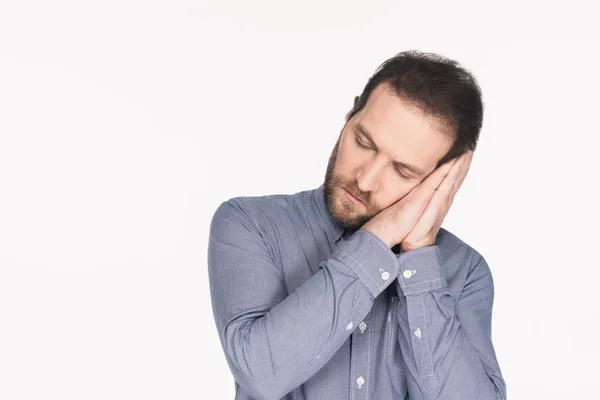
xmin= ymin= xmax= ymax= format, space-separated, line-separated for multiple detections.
xmin=401 ymin=150 xmax=474 ymax=253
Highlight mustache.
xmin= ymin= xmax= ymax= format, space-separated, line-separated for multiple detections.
xmin=342 ymin=184 xmax=369 ymax=206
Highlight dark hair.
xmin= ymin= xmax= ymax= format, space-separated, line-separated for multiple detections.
xmin=347 ymin=50 xmax=484 ymax=168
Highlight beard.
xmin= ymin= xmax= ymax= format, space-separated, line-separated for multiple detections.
xmin=323 ymin=129 xmax=379 ymax=231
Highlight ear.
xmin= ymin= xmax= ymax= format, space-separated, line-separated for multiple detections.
xmin=345 ymin=96 xmax=359 ymax=122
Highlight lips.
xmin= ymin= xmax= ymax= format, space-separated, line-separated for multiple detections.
xmin=344 ymin=188 xmax=366 ymax=207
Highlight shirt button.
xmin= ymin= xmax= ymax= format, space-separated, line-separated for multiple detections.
xmin=359 ymin=321 xmax=367 ymax=333
xmin=415 ymin=328 xmax=422 ymax=338
xmin=403 ymin=270 xmax=413 ymax=279
xmin=381 ymin=270 xmax=390 ymax=280
xmin=346 ymin=321 xmax=353 ymax=331
xmin=357 ymin=376 xmax=365 ymax=387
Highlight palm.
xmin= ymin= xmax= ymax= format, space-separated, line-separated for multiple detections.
xmin=401 ymin=151 xmax=473 ymax=252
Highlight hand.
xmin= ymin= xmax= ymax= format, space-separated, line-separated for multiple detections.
xmin=360 ymin=151 xmax=474 ymax=250
xmin=401 ymin=150 xmax=474 ymax=252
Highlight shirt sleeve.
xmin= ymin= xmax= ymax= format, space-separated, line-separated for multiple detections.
xmin=207 ymin=199 xmax=400 ymax=400
xmin=393 ymin=245 xmax=507 ymax=399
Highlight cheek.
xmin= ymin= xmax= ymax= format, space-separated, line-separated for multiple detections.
xmin=338 ymin=131 xmax=352 ymax=153
xmin=336 ymin=139 xmax=357 ymax=170
xmin=378 ymin=183 xmax=415 ymax=209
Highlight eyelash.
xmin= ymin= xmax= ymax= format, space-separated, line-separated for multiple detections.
xmin=355 ymin=139 xmax=410 ymax=179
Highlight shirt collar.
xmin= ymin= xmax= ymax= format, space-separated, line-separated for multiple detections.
xmin=312 ymin=183 xmax=348 ymax=243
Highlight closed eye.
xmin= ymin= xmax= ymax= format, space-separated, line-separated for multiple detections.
xmin=355 ymin=139 xmax=372 ymax=151
xmin=355 ymin=139 xmax=410 ymax=179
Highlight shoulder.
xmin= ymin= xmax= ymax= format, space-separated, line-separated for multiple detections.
xmin=209 ymin=188 xmax=309 ymax=234
xmin=436 ymin=227 xmax=493 ymax=290
xmin=437 ymin=227 xmax=486 ymax=264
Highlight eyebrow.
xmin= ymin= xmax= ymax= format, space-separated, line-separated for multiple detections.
xmin=355 ymin=123 xmax=427 ymax=177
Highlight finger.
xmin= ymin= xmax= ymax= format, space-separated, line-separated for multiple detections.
xmin=438 ymin=151 xmax=473 ymax=197
xmin=418 ymin=158 xmax=457 ymax=193
xmin=454 ymin=152 xmax=473 ymax=189
xmin=421 ymin=155 xmax=469 ymax=223
xmin=405 ymin=163 xmax=454 ymax=209
xmin=407 ymin=173 xmax=455 ymax=240
xmin=420 ymin=186 xmax=452 ymax=233
xmin=454 ymin=151 xmax=474 ymax=188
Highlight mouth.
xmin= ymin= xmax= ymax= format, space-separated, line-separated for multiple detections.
xmin=343 ymin=188 xmax=366 ymax=209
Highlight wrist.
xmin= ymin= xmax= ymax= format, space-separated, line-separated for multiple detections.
xmin=359 ymin=227 xmax=395 ymax=249
xmin=401 ymin=241 xmax=435 ymax=252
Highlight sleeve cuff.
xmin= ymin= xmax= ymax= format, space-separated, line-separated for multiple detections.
xmin=332 ymin=229 xmax=399 ymax=298
xmin=396 ymin=245 xmax=447 ymax=296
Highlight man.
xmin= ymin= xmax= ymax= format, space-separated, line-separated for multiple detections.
xmin=208 ymin=50 xmax=506 ymax=399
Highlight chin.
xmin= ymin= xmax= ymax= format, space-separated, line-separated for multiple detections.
xmin=335 ymin=201 xmax=369 ymax=229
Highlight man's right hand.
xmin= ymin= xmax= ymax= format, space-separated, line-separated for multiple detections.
xmin=359 ymin=155 xmax=461 ymax=249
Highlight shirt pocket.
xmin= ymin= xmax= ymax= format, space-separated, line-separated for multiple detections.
xmin=386 ymin=295 xmax=405 ymax=374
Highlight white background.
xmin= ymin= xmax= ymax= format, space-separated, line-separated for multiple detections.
xmin=1 ymin=1 xmax=598 ymax=399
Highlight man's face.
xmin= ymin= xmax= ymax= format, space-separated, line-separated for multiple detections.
xmin=324 ymin=82 xmax=453 ymax=231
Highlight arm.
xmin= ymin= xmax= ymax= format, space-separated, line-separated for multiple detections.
xmin=207 ymin=199 xmax=399 ymax=400
xmin=393 ymin=245 xmax=506 ymax=399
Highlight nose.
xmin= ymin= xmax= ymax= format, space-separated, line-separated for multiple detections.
xmin=356 ymin=156 xmax=386 ymax=193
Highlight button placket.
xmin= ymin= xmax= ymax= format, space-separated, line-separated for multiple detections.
xmin=358 ymin=321 xmax=367 ymax=333
xmin=408 ymin=293 xmax=438 ymax=392
xmin=356 ymin=375 xmax=365 ymax=389
xmin=349 ymin=312 xmax=370 ymax=398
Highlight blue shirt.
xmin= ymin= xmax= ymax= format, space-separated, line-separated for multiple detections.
xmin=208 ymin=184 xmax=506 ymax=399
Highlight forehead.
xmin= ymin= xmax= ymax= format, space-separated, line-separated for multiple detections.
xmin=361 ymin=83 xmax=440 ymax=131
xmin=356 ymin=82 xmax=452 ymax=165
